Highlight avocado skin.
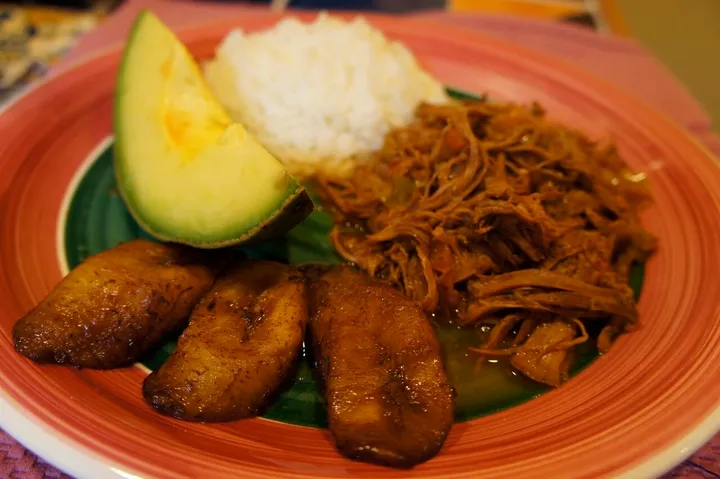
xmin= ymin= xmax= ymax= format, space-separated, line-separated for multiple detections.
xmin=235 ymin=188 xmax=315 ymax=247
xmin=120 ymin=182 xmax=315 ymax=250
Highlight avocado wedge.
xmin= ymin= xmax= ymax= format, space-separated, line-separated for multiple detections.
xmin=114 ymin=11 xmax=313 ymax=248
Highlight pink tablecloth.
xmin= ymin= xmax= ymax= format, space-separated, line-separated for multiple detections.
xmin=2 ymin=1 xmax=718 ymax=478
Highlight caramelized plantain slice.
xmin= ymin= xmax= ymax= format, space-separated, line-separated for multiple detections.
xmin=308 ymin=265 xmax=455 ymax=468
xmin=13 ymin=239 xmax=228 ymax=369
xmin=143 ymin=260 xmax=308 ymax=422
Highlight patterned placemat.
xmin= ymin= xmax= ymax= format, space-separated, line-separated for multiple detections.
xmin=1 ymin=1 xmax=718 ymax=477
xmin=0 ymin=431 xmax=71 ymax=479
xmin=0 ymin=5 xmax=103 ymax=104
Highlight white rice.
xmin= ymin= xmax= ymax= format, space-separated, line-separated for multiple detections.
xmin=203 ymin=13 xmax=448 ymax=174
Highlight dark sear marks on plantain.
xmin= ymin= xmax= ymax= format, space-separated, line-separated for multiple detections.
xmin=143 ymin=260 xmax=308 ymax=422
xmin=13 ymin=239 xmax=230 ymax=369
xmin=12 ymin=241 xmax=455 ymax=468
xmin=307 ymin=266 xmax=455 ymax=468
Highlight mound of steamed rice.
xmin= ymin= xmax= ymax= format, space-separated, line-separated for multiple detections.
xmin=204 ymin=13 xmax=448 ymax=174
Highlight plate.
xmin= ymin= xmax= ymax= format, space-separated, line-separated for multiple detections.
xmin=1 ymin=11 xmax=720 ymax=479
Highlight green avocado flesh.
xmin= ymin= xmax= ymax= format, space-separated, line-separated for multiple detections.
xmin=113 ymin=11 xmax=313 ymax=248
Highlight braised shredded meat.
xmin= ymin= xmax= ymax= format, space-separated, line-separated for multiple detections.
xmin=312 ymin=99 xmax=656 ymax=386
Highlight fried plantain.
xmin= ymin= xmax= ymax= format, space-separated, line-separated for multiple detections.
xmin=143 ymin=260 xmax=308 ymax=422
xmin=308 ymin=266 xmax=455 ymax=468
xmin=13 ymin=239 xmax=228 ymax=369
